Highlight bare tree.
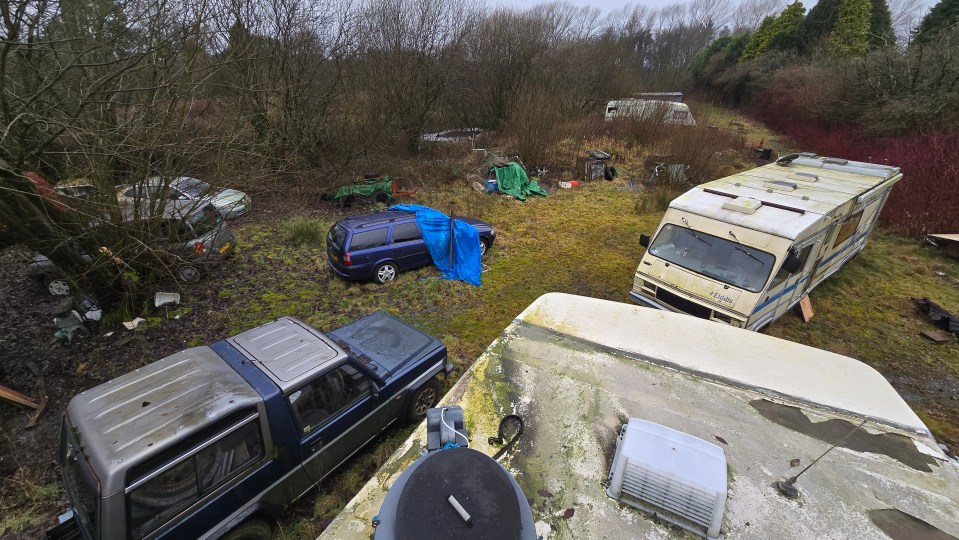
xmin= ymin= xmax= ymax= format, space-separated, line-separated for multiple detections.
xmin=730 ymin=0 xmax=787 ymax=33
xmin=888 ymin=0 xmax=928 ymax=43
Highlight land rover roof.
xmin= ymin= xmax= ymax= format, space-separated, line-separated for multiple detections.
xmin=226 ymin=316 xmax=350 ymax=393
xmin=66 ymin=346 xmax=260 ymax=495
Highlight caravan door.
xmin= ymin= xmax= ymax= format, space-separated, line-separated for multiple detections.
xmin=750 ymin=237 xmax=818 ymax=329
xmin=771 ymin=239 xmax=818 ymax=321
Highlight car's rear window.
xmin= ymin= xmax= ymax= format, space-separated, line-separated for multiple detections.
xmin=391 ymin=221 xmax=421 ymax=243
xmin=187 ymin=206 xmax=223 ymax=237
xmin=328 ymin=224 xmax=348 ymax=251
xmin=348 ymin=228 xmax=388 ymax=251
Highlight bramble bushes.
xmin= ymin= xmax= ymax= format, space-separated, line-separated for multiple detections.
xmin=753 ymin=88 xmax=959 ymax=236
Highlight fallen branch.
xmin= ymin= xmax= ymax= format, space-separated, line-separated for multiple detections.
xmin=0 ymin=384 xmax=38 ymax=409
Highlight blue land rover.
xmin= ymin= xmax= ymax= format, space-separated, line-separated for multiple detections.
xmin=49 ymin=313 xmax=449 ymax=540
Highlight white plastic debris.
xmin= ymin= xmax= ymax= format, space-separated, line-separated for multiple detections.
xmin=154 ymin=292 xmax=181 ymax=307
xmin=122 ymin=317 xmax=146 ymax=330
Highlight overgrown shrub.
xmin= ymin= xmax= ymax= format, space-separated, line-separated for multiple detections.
xmin=281 ymin=217 xmax=329 ymax=245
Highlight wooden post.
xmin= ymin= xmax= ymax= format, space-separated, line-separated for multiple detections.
xmin=449 ymin=202 xmax=455 ymax=267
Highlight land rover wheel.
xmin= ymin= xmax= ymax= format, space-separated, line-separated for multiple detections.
xmin=223 ymin=519 xmax=273 ymax=540
xmin=407 ymin=379 xmax=440 ymax=422
xmin=373 ymin=262 xmax=398 ymax=284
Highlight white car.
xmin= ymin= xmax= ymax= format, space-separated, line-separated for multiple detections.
xmin=116 ymin=176 xmax=251 ymax=218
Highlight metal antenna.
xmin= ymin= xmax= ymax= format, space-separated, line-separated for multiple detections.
xmin=774 ymin=418 xmax=867 ymax=499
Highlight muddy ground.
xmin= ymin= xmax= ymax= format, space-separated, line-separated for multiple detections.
xmin=0 ymin=190 xmax=320 ymax=537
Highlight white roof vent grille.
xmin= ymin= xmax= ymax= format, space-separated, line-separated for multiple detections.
xmin=606 ymin=418 xmax=727 ymax=539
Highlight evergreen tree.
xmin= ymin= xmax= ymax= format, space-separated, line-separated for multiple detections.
xmin=916 ymin=0 xmax=959 ymax=42
xmin=868 ymin=0 xmax=895 ymax=48
xmin=691 ymin=35 xmax=734 ymax=79
xmin=741 ymin=16 xmax=778 ymax=59
xmin=740 ymin=3 xmax=806 ymax=60
xmin=768 ymin=2 xmax=807 ymax=51
xmin=798 ymin=0 xmax=841 ymax=51
xmin=828 ymin=0 xmax=872 ymax=55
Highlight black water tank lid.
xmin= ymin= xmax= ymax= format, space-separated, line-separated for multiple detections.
xmin=394 ymin=447 xmax=524 ymax=539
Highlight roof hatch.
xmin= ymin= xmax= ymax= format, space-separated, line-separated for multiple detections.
xmin=722 ymin=196 xmax=762 ymax=214
xmin=606 ymin=418 xmax=727 ymax=539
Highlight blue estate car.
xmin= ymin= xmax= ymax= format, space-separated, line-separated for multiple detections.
xmin=326 ymin=210 xmax=496 ymax=284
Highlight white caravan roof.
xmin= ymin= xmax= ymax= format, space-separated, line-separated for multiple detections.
xmin=323 ymin=293 xmax=958 ymax=539
xmin=671 ymin=154 xmax=902 ymax=240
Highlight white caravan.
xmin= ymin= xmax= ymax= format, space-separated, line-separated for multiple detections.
xmin=604 ymin=98 xmax=696 ymax=125
xmin=631 ymin=153 xmax=902 ymax=330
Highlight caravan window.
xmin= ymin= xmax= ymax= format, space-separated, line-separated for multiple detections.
xmin=833 ymin=211 xmax=864 ymax=248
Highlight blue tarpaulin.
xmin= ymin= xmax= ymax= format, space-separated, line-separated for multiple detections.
xmin=389 ymin=204 xmax=482 ymax=286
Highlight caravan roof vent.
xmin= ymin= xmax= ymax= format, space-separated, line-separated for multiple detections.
xmin=764 ymin=180 xmax=798 ymax=191
xmin=722 ymin=196 xmax=761 ymax=215
xmin=789 ymin=172 xmax=819 ymax=182
xmin=606 ymin=419 xmax=727 ymax=540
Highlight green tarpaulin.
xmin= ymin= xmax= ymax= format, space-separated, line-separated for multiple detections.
xmin=333 ymin=177 xmax=393 ymax=202
xmin=491 ymin=163 xmax=547 ymax=202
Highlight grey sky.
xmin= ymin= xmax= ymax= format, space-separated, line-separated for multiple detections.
xmin=486 ymin=0 xmax=935 ymax=20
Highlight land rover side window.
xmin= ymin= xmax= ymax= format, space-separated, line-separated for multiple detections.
xmin=391 ymin=222 xmax=422 ymax=243
xmin=349 ymin=228 xmax=388 ymax=251
xmin=289 ymin=364 xmax=371 ymax=434
xmin=196 ymin=421 xmax=263 ymax=492
xmin=126 ymin=410 xmax=261 ymax=539
xmin=769 ymin=244 xmax=814 ymax=289
xmin=61 ymin=420 xmax=98 ymax=539
xmin=833 ymin=211 xmax=864 ymax=248
xmin=648 ymin=223 xmax=776 ymax=293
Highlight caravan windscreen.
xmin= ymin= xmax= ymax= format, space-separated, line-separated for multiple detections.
xmin=648 ymin=224 xmax=776 ymax=292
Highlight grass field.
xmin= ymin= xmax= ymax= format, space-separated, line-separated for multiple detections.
xmin=3 ymin=108 xmax=958 ymax=538
xmin=211 ymin=172 xmax=958 ymax=537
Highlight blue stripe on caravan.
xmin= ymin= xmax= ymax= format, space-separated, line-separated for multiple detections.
xmin=751 ymin=229 xmax=870 ymax=315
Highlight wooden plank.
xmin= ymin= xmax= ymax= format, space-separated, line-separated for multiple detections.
xmin=921 ymin=330 xmax=954 ymax=343
xmin=799 ymin=295 xmax=815 ymax=323
xmin=0 ymin=384 xmax=39 ymax=409
xmin=26 ymin=396 xmax=49 ymax=429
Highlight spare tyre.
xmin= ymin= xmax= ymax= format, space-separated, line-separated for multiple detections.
xmin=604 ymin=165 xmax=618 ymax=180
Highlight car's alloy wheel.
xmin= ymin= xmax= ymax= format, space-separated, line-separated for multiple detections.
xmin=374 ymin=262 xmax=397 ymax=284
xmin=178 ymin=265 xmax=201 ymax=282
xmin=479 ymin=239 xmax=488 ymax=258
xmin=47 ymin=278 xmax=71 ymax=296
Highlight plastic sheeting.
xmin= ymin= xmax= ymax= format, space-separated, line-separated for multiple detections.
xmin=491 ymin=163 xmax=547 ymax=201
xmin=389 ymin=204 xmax=482 ymax=286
